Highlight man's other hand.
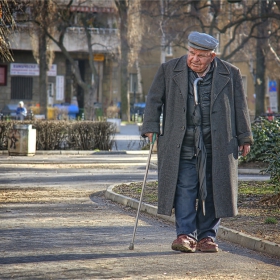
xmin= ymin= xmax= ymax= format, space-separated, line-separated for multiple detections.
xmin=239 ymin=144 xmax=250 ymax=157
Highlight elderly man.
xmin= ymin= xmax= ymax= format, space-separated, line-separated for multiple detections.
xmin=141 ymin=31 xmax=253 ymax=253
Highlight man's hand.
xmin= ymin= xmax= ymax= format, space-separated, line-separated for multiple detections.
xmin=239 ymin=144 xmax=251 ymax=157
xmin=145 ymin=133 xmax=157 ymax=143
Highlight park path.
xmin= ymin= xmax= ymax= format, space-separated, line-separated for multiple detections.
xmin=0 ymin=149 xmax=279 ymax=279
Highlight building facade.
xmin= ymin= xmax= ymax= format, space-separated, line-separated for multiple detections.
xmin=1 ymin=0 xmax=279 ymax=120
xmin=0 ymin=0 xmax=120 ymax=119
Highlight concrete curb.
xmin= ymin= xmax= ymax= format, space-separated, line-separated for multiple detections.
xmin=0 ymin=150 xmax=149 ymax=155
xmin=238 ymin=168 xmax=265 ymax=175
xmin=105 ymin=183 xmax=280 ymax=258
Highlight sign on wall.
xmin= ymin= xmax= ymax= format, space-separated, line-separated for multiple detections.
xmin=10 ymin=63 xmax=57 ymax=76
xmin=56 ymin=76 xmax=64 ymax=101
xmin=94 ymin=54 xmax=105 ymax=61
xmin=268 ymin=80 xmax=278 ymax=112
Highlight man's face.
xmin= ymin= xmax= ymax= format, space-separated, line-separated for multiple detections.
xmin=187 ymin=47 xmax=216 ymax=74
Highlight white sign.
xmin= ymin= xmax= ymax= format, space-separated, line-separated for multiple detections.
xmin=269 ymin=92 xmax=278 ymax=112
xmin=10 ymin=63 xmax=57 ymax=76
xmin=268 ymin=80 xmax=278 ymax=112
xmin=48 ymin=83 xmax=54 ymax=106
xmin=56 ymin=76 xmax=64 ymax=101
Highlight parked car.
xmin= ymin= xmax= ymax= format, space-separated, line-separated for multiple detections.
xmin=130 ymin=102 xmax=146 ymax=122
xmin=1 ymin=104 xmax=18 ymax=119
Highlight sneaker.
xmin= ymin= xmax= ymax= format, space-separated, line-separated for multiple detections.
xmin=197 ymin=237 xmax=218 ymax=252
xmin=171 ymin=235 xmax=197 ymax=253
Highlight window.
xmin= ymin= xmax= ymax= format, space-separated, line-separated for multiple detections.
xmin=215 ymin=33 xmax=221 ymax=54
xmin=48 ymin=83 xmax=54 ymax=106
xmin=48 ymin=83 xmax=54 ymax=97
xmin=0 ymin=65 xmax=7 ymax=86
xmin=11 ymin=77 xmax=33 ymax=99
xmin=234 ymin=2 xmax=243 ymax=10
xmin=165 ymin=42 xmax=173 ymax=57
xmin=129 ymin=73 xmax=138 ymax=93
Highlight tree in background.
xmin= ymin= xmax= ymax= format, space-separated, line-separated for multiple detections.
xmin=12 ymin=0 xmax=61 ymax=117
xmin=128 ymin=0 xmax=143 ymax=105
xmin=14 ymin=0 xmax=118 ymax=120
xmin=140 ymin=0 xmax=280 ymax=118
xmin=10 ymin=0 xmax=280 ymax=119
xmin=0 ymin=0 xmax=16 ymax=62
xmin=115 ymin=0 xmax=144 ymax=121
xmin=115 ymin=0 xmax=129 ymax=121
xmin=31 ymin=0 xmax=57 ymax=118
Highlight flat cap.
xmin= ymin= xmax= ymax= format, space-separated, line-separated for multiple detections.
xmin=188 ymin=31 xmax=219 ymax=51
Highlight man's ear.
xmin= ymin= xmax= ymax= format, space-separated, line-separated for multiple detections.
xmin=211 ymin=52 xmax=216 ymax=62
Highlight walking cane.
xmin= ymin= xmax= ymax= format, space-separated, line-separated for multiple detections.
xmin=129 ymin=133 xmax=157 ymax=250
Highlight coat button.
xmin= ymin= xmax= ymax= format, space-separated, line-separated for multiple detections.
xmin=177 ymin=144 xmax=180 ymax=148
xmin=183 ymin=107 xmax=186 ymax=112
xmin=181 ymin=126 xmax=185 ymax=130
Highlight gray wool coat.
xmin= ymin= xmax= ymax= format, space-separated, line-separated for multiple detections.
xmin=141 ymin=55 xmax=253 ymax=218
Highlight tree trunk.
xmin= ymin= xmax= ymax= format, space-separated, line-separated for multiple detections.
xmin=116 ymin=0 xmax=130 ymax=121
xmin=38 ymin=0 xmax=49 ymax=118
xmin=83 ymin=20 xmax=98 ymax=120
xmin=255 ymin=36 xmax=266 ymax=118
xmin=255 ymin=1 xmax=269 ymax=118
xmin=38 ymin=33 xmax=48 ymax=117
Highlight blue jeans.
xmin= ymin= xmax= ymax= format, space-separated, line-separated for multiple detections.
xmin=174 ymin=157 xmax=220 ymax=241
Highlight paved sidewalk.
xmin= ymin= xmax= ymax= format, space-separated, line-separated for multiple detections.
xmin=0 ymin=145 xmax=279 ymax=279
xmin=112 ymin=123 xmax=145 ymax=151
xmin=105 ymin=184 xmax=280 ymax=259
xmin=0 ymin=156 xmax=279 ymax=279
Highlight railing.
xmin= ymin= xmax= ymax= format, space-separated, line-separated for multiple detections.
xmin=12 ymin=24 xmax=118 ymax=35
xmin=66 ymin=27 xmax=118 ymax=35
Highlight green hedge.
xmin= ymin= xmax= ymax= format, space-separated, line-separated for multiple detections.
xmin=241 ymin=117 xmax=280 ymax=190
xmin=0 ymin=120 xmax=116 ymax=151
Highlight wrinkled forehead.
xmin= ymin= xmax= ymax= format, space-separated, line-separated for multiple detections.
xmin=188 ymin=47 xmax=213 ymax=56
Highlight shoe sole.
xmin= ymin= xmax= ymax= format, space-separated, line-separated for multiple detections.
xmin=197 ymin=248 xmax=219 ymax=253
xmin=171 ymin=244 xmax=196 ymax=253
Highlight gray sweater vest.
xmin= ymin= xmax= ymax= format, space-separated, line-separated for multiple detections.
xmin=180 ymin=63 xmax=214 ymax=159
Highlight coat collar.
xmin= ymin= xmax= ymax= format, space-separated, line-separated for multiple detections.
xmin=172 ymin=55 xmax=188 ymax=101
xmin=211 ymin=58 xmax=231 ymax=108
xmin=173 ymin=55 xmax=187 ymax=72
xmin=172 ymin=56 xmax=231 ymax=107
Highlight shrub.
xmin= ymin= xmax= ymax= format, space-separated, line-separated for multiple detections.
xmin=0 ymin=121 xmax=12 ymax=150
xmin=0 ymin=120 xmax=116 ymax=151
xmin=264 ymin=143 xmax=280 ymax=192
xmin=241 ymin=117 xmax=280 ymax=193
xmin=243 ymin=118 xmax=280 ymax=162
xmin=70 ymin=121 xmax=115 ymax=150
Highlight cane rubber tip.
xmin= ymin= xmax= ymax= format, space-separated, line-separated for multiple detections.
xmin=129 ymin=243 xmax=134 ymax=250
